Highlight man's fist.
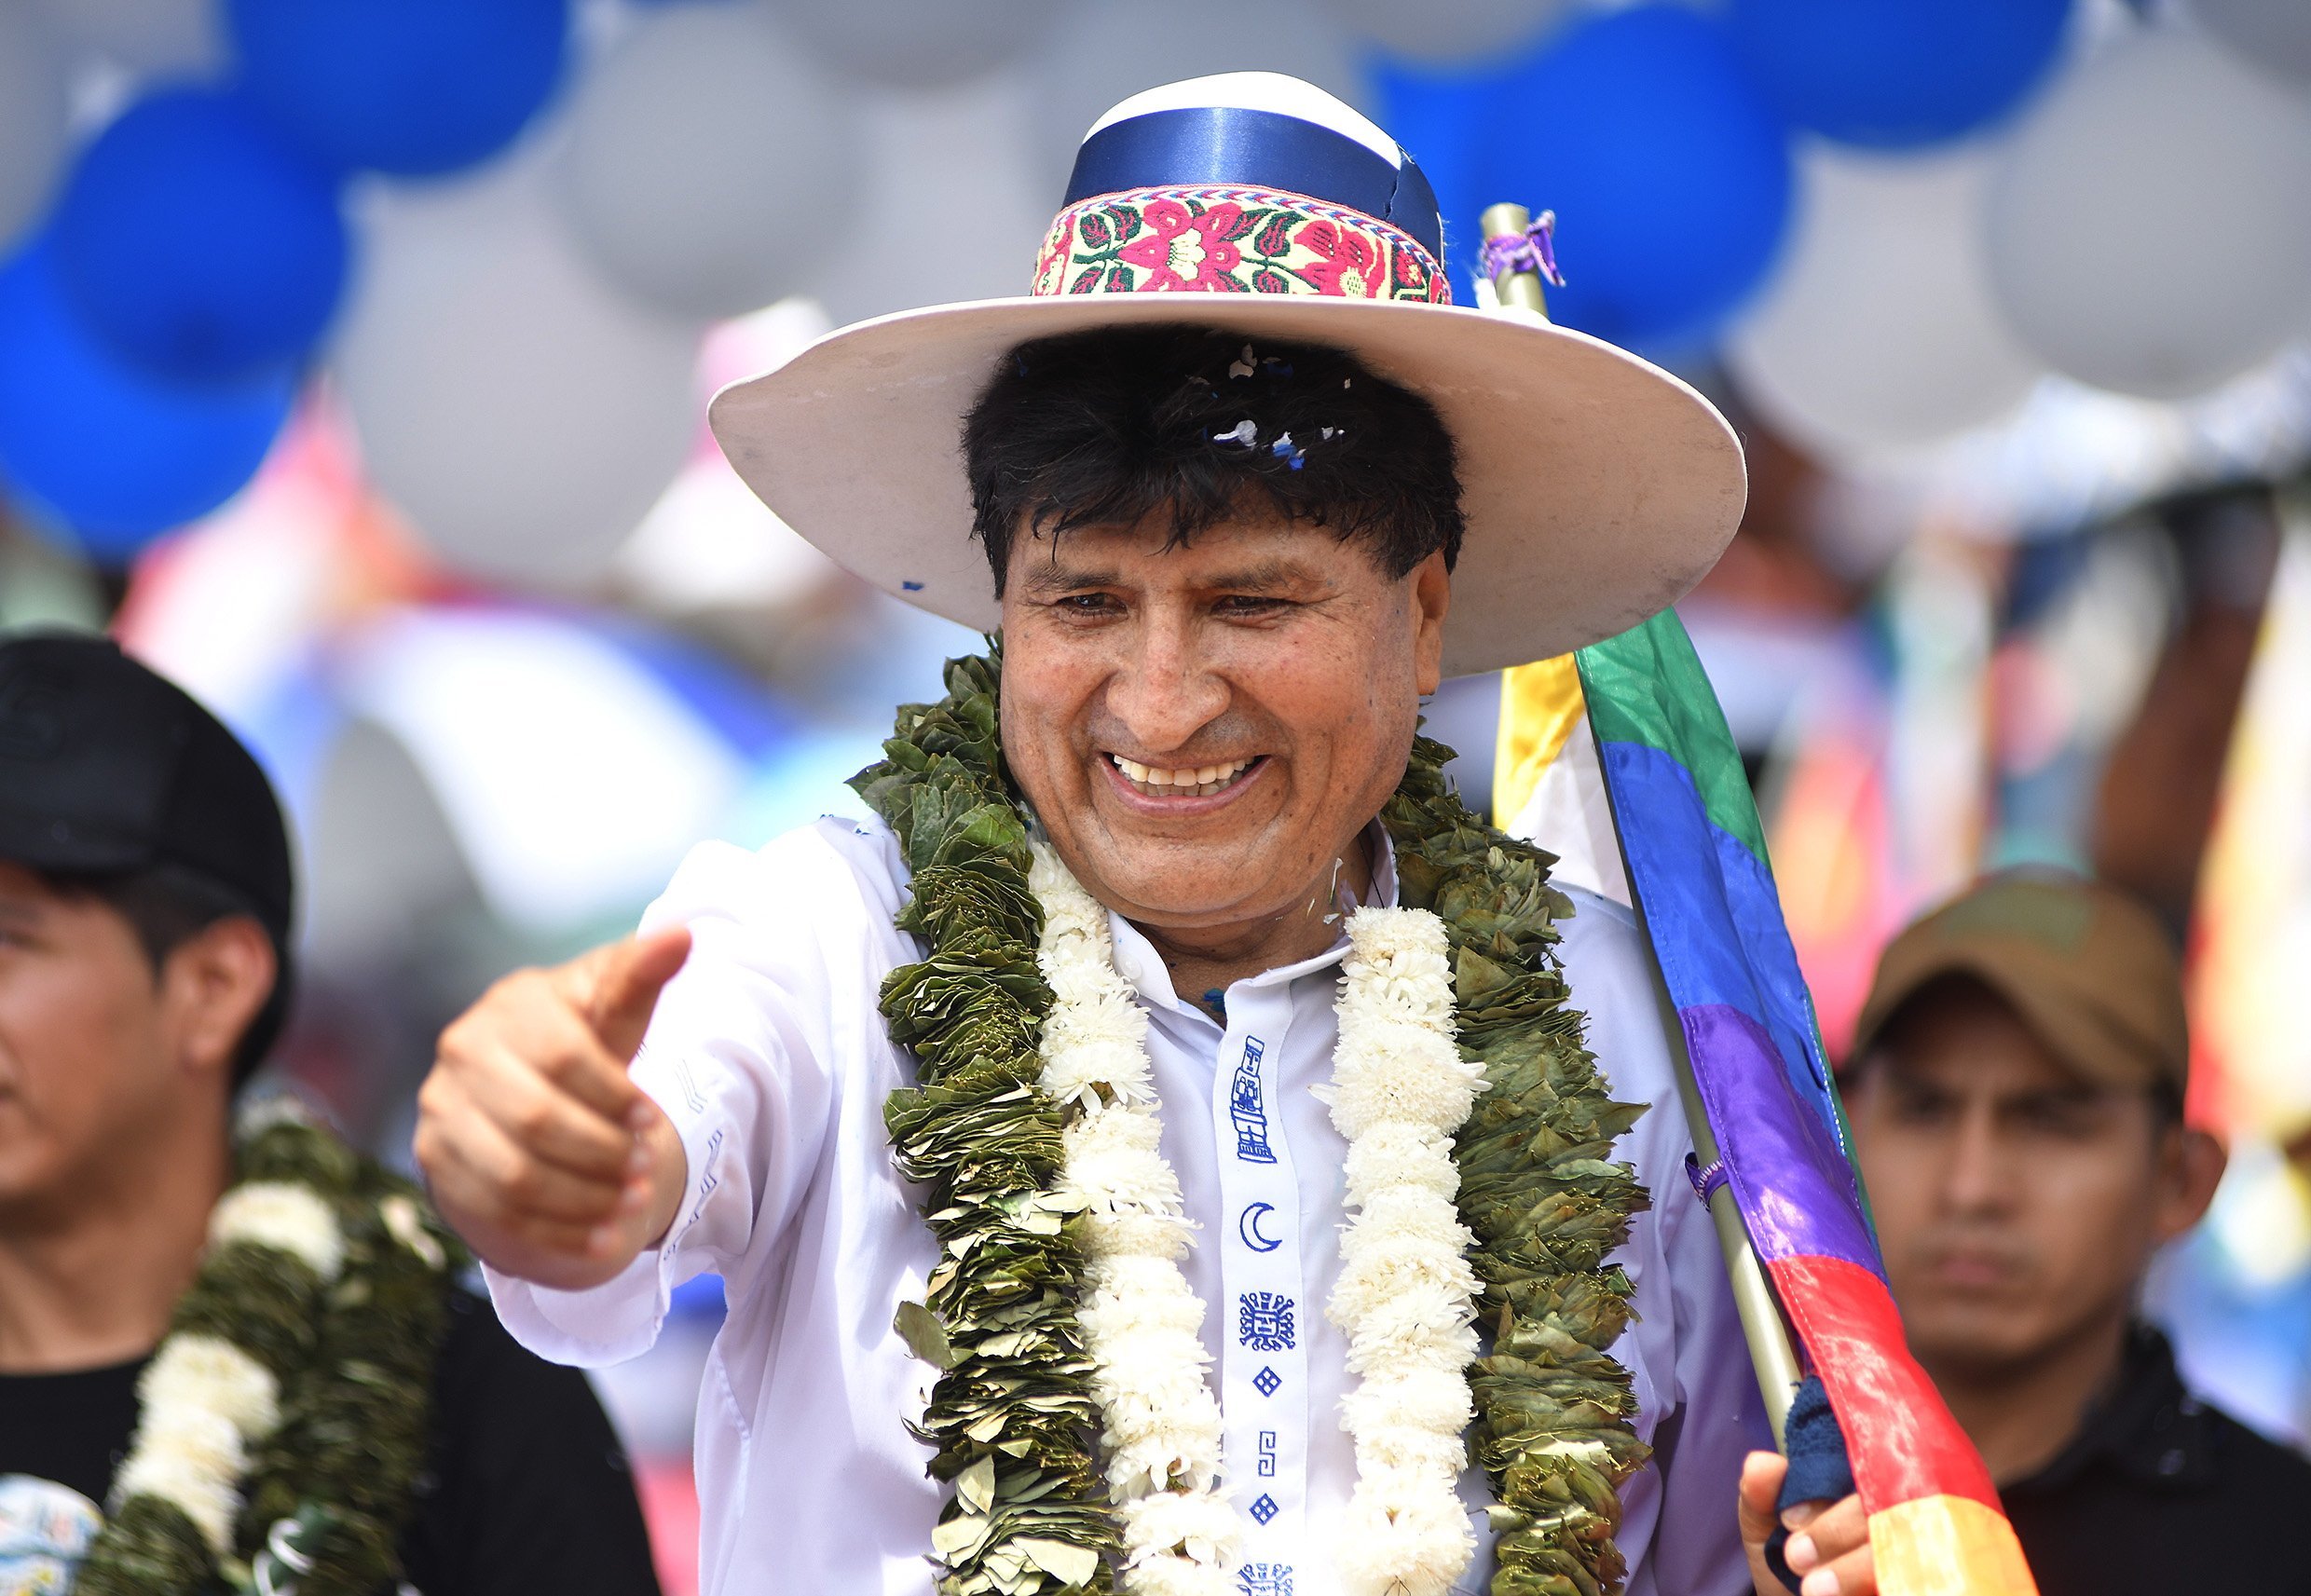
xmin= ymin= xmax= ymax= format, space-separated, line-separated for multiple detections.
xmin=1742 ymin=1450 xmax=1878 ymax=1596
xmin=415 ymin=927 xmax=692 ymax=1290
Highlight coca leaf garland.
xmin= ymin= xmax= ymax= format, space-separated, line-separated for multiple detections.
xmin=857 ymin=655 xmax=1652 ymax=1596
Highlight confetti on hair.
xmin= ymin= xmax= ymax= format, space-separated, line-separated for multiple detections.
xmin=1213 ymin=418 xmax=1259 ymax=448
xmin=1228 ymin=345 xmax=1258 ymax=380
xmin=1270 ymin=432 xmax=1306 ymax=471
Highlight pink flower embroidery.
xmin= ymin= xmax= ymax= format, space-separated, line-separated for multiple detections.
xmin=1294 ymin=219 xmax=1382 ymax=299
xmin=1116 ymin=199 xmax=1247 ymax=291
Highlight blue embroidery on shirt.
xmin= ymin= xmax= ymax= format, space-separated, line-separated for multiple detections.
xmin=1252 ymin=1365 xmax=1281 ymax=1398
xmin=1238 ymin=1291 xmax=1295 ymax=1352
xmin=1257 ymin=1429 xmax=1278 ymax=1477
xmin=1247 ymin=1495 xmax=1280 ymax=1527
xmin=1238 ymin=1564 xmax=1292 ymax=1596
xmin=1230 ymin=1037 xmax=1276 ymax=1164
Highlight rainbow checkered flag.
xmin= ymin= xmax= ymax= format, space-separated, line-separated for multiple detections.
xmin=1496 ymin=611 xmax=2037 ymax=1596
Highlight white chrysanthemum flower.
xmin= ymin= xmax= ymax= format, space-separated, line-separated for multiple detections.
xmin=1343 ymin=1122 xmax=1460 ymax=1207
xmin=1082 ymin=1209 xmax=1195 ymax=1261
xmin=1347 ymin=1186 xmax=1472 ymax=1251
xmin=141 ymin=1334 xmax=280 ymax=1441
xmin=1065 ymin=1142 xmax=1184 ymax=1216
xmin=1338 ymin=1464 xmax=1479 ymax=1596
xmin=113 ymin=1405 xmax=245 ymax=1552
xmin=210 ymin=1180 xmax=344 ymax=1281
xmin=1340 ymin=1366 xmax=1476 ymax=1437
xmin=1343 ymin=905 xmax=1451 ymax=963
xmin=1329 ymin=1028 xmax=1484 ymax=1138
xmin=1116 ymin=1488 xmax=1243 ymax=1565
xmin=1124 ymin=1555 xmax=1238 ymax=1596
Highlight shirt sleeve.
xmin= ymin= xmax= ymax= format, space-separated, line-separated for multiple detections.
xmin=400 ymin=1285 xmax=663 ymax=1596
xmin=485 ymin=824 xmax=879 ymax=1368
xmin=1555 ymin=888 xmax=1770 ymax=1596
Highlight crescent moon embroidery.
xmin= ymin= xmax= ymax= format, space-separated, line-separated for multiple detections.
xmin=1238 ymin=1201 xmax=1281 ymax=1253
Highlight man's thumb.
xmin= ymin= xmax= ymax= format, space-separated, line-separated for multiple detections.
xmin=583 ymin=926 xmax=692 ymax=1063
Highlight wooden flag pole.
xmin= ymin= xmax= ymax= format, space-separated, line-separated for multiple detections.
xmin=1480 ymin=201 xmax=1806 ymax=1448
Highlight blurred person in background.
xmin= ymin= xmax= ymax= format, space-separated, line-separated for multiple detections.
xmin=1843 ymin=871 xmax=2311 ymax=1596
xmin=0 ymin=631 xmax=661 ymax=1596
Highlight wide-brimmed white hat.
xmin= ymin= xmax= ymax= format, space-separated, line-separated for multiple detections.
xmin=708 ymin=73 xmax=1745 ymax=676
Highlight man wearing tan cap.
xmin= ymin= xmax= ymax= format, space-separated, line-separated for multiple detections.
xmin=1844 ymin=870 xmax=2311 ymax=1596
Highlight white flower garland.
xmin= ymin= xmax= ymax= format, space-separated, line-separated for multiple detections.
xmin=1027 ymin=846 xmax=1485 ymax=1596
xmin=114 ymin=1171 xmax=349 ymax=1556
xmin=1031 ymin=843 xmax=1239 ymax=1596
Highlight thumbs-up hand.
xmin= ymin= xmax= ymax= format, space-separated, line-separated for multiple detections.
xmin=416 ymin=927 xmax=693 ymax=1289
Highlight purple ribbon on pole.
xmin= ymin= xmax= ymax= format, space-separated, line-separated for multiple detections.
xmin=1478 ymin=209 xmax=1565 ymax=288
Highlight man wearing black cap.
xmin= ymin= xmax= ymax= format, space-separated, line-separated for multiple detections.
xmin=1843 ymin=871 xmax=2311 ymax=1596
xmin=0 ymin=630 xmax=663 ymax=1595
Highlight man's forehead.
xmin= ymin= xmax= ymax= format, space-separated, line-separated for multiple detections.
xmin=1878 ymin=1030 xmax=2110 ymax=1104
xmin=1006 ymin=513 xmax=1394 ymax=587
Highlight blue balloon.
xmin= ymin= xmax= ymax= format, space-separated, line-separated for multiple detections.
xmin=0 ymin=243 xmax=295 ymax=562
xmin=50 ymin=89 xmax=347 ymax=385
xmin=1730 ymin=0 xmax=2071 ymax=149
xmin=229 ymin=0 xmax=570 ymax=176
xmin=1401 ymin=6 xmax=1794 ymax=352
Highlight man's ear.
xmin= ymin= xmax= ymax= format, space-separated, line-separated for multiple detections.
xmin=1410 ymin=550 xmax=1451 ymax=698
xmin=2153 ymin=1123 xmax=2228 ymax=1246
xmin=160 ymin=917 xmax=277 ymax=1083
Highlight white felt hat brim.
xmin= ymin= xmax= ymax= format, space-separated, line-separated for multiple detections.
xmin=708 ymin=292 xmax=1745 ymax=677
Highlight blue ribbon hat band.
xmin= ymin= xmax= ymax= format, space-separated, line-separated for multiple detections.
xmin=1063 ymin=76 xmax=1444 ymax=261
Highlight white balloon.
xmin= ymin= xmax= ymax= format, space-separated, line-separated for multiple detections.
xmin=1026 ymin=0 xmax=1366 ymax=187
xmin=557 ymin=6 xmax=862 ymax=320
xmin=0 ymin=7 xmax=70 ymax=254
xmin=760 ymin=0 xmax=1066 ymax=90
xmin=2187 ymin=0 xmax=2311 ymax=89
xmin=336 ymin=157 xmax=703 ymax=590
xmin=806 ymin=71 xmax=1055 ymax=323
xmin=1728 ymin=143 xmax=2043 ymax=460
xmin=30 ymin=0 xmax=220 ymax=75
xmin=1987 ymin=31 xmax=2311 ymax=400
xmin=1315 ymin=0 xmax=1563 ymax=67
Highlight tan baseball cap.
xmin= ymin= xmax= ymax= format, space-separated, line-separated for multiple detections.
xmin=1852 ymin=870 xmax=2188 ymax=1096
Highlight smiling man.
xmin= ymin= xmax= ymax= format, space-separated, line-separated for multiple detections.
xmin=414 ymin=75 xmax=1857 ymax=1596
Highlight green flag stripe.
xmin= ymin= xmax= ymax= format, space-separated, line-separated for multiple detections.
xmin=1574 ymin=610 xmax=1770 ymax=865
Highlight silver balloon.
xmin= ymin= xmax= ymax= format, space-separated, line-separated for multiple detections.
xmin=1728 ymin=143 xmax=2043 ymax=460
xmin=30 ymin=0 xmax=221 ymax=75
xmin=1026 ymin=0 xmax=1366 ymax=187
xmin=557 ymin=5 xmax=863 ymax=319
xmin=1987 ymin=31 xmax=2311 ymax=400
xmin=760 ymin=0 xmax=1066 ymax=90
xmin=0 ymin=7 xmax=70 ymax=254
xmin=804 ymin=72 xmax=1053 ymax=323
xmin=1316 ymin=0 xmax=1564 ymax=66
xmin=335 ymin=156 xmax=703 ymax=591
xmin=2187 ymin=0 xmax=2311 ymax=89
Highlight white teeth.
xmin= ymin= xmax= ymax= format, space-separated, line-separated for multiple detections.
xmin=1109 ymin=754 xmax=1252 ymax=795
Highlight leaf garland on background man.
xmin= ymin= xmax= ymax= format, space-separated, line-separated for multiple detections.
xmin=855 ymin=648 xmax=1652 ymax=1596
xmin=75 ymin=1103 xmax=463 ymax=1596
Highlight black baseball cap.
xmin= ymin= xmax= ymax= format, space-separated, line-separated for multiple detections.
xmin=0 ymin=630 xmax=294 ymax=950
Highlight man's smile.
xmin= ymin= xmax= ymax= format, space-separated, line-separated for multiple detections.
xmin=1102 ymin=752 xmax=1268 ymax=803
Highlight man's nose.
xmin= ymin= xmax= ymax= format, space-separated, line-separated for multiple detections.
xmin=1103 ymin=617 xmax=1228 ymax=753
xmin=1939 ymin=1106 xmax=2017 ymax=1218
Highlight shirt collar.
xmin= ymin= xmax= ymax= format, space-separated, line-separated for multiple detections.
xmin=2006 ymin=1323 xmax=2215 ymax=1496
xmin=1105 ymin=820 xmax=1400 ymax=1019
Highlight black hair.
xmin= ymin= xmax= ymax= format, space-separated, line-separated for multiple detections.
xmin=963 ymin=325 xmax=1463 ymax=593
xmin=44 ymin=863 xmax=288 ymax=1090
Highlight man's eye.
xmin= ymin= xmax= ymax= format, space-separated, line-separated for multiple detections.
xmin=1215 ymin=594 xmax=1287 ymax=614
xmin=1056 ymin=593 xmax=1120 ymax=614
